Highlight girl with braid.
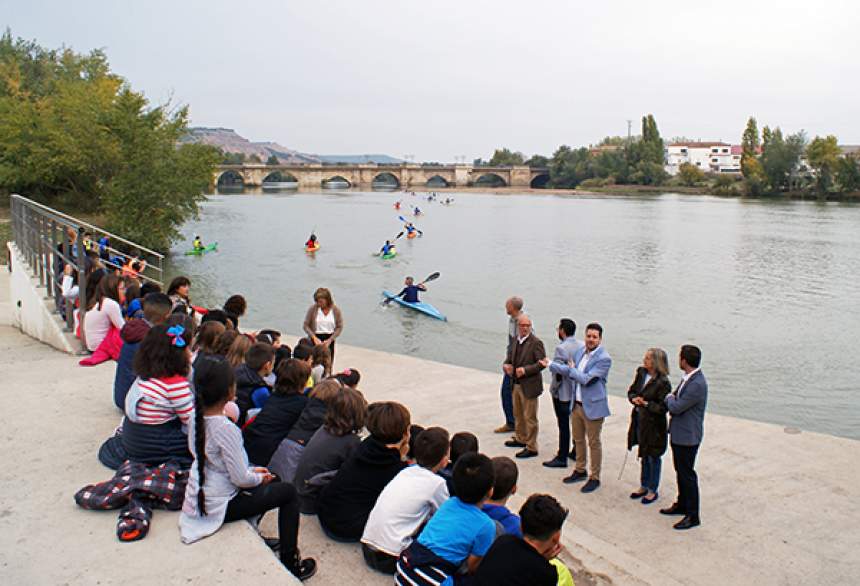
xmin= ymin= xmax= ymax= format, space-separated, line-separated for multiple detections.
xmin=179 ymin=355 xmax=317 ymax=581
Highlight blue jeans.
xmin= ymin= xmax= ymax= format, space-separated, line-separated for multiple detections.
xmin=500 ymin=374 xmax=514 ymax=426
xmin=640 ymin=455 xmax=662 ymax=493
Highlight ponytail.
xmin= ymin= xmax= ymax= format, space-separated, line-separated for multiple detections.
xmin=194 ymin=387 xmax=208 ymax=516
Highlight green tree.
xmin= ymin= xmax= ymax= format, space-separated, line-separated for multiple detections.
xmin=835 ymin=155 xmax=860 ymax=193
xmin=678 ymin=162 xmax=705 ymax=186
xmin=806 ymin=135 xmax=841 ymax=195
xmin=741 ymin=117 xmax=760 ymax=178
xmin=524 ymin=154 xmax=549 ymax=167
xmin=548 ymin=145 xmax=592 ymax=188
xmin=0 ymin=31 xmax=218 ymax=251
xmin=247 ymin=153 xmax=262 ymax=163
xmin=625 ymin=114 xmax=667 ymax=185
xmin=488 ymin=148 xmax=525 ymax=166
xmin=760 ymin=128 xmax=806 ymax=192
xmin=221 ymin=151 xmax=246 ymax=165
xmin=712 ymin=174 xmax=739 ymax=196
xmin=265 ymin=154 xmax=279 ymax=165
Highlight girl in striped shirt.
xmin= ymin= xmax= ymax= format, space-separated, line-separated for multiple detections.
xmin=121 ymin=324 xmax=195 ymax=466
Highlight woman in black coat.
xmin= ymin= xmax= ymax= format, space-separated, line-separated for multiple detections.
xmin=626 ymin=347 xmax=672 ymax=504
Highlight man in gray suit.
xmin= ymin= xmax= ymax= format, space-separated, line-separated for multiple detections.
xmin=544 ymin=318 xmax=584 ymax=468
xmin=661 ymin=344 xmax=708 ymax=530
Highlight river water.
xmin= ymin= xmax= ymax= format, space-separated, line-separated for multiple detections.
xmin=166 ymin=189 xmax=860 ymax=440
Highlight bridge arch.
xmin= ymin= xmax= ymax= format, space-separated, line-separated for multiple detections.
xmin=262 ymin=171 xmax=299 ymax=184
xmin=426 ymin=175 xmax=450 ymax=188
xmin=530 ymin=173 xmax=550 ymax=188
xmin=474 ymin=173 xmax=507 ymax=187
xmin=216 ymin=169 xmax=245 ymax=187
xmin=372 ymin=172 xmax=400 ymax=188
xmin=322 ymin=175 xmax=352 ymax=188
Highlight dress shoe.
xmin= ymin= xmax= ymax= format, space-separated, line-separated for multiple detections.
xmin=542 ymin=457 xmax=568 ymax=468
xmin=630 ymin=489 xmax=648 ymax=499
xmin=562 ymin=470 xmax=588 ymax=484
xmin=568 ymin=450 xmax=576 ymax=460
xmin=641 ymin=493 xmax=659 ymax=505
xmin=494 ymin=424 xmax=514 ymax=433
xmin=673 ymin=515 xmax=701 ymax=530
xmin=504 ymin=439 xmax=526 ymax=448
xmin=515 ymin=449 xmax=538 ymax=459
xmin=659 ymin=503 xmax=686 ymax=516
xmin=580 ymin=479 xmax=601 ymax=493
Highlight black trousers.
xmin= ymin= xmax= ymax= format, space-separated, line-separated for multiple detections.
xmin=551 ymin=396 xmax=574 ymax=459
xmin=362 ymin=542 xmax=398 ymax=575
xmin=670 ymin=443 xmax=700 ymax=517
xmin=225 ymin=481 xmax=299 ymax=565
xmin=315 ymin=333 xmax=335 ymax=363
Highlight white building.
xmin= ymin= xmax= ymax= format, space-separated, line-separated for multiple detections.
xmin=665 ymin=142 xmax=741 ymax=175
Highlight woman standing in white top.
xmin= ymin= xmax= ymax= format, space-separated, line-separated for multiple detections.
xmin=302 ymin=287 xmax=343 ymax=364
xmin=180 ymin=355 xmax=317 ymax=581
xmin=82 ymin=274 xmax=125 ymax=351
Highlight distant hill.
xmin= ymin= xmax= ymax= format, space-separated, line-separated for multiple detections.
xmin=182 ymin=127 xmax=402 ymax=165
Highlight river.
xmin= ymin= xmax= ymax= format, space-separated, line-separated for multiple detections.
xmin=166 ymin=189 xmax=860 ymax=440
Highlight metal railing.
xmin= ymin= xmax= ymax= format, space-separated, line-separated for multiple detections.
xmin=9 ymin=194 xmax=164 ymax=342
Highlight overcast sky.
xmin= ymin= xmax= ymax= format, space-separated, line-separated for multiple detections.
xmin=4 ymin=0 xmax=858 ymax=161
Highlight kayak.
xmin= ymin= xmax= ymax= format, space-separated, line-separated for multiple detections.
xmin=305 ymin=243 xmax=320 ymax=252
xmin=185 ymin=242 xmax=218 ymax=256
xmin=406 ymin=231 xmax=417 ymax=239
xmin=383 ymin=290 xmax=446 ymax=321
xmin=381 ymin=251 xmax=397 ymax=260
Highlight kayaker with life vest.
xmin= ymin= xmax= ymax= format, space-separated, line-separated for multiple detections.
xmin=380 ymin=240 xmax=395 ymax=256
xmin=395 ymin=276 xmax=427 ymax=303
xmin=413 ymin=206 xmax=422 ymax=216
xmin=193 ymin=235 xmax=204 ymax=251
xmin=394 ymin=201 xmax=401 ymax=210
xmin=306 ymin=233 xmax=318 ymax=249
xmin=404 ymin=222 xmax=424 ymax=238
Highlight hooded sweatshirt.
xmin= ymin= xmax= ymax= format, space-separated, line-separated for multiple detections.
xmin=317 ymin=436 xmax=406 ymax=541
xmin=113 ymin=319 xmax=152 ymax=409
xmin=234 ymin=363 xmax=270 ymax=426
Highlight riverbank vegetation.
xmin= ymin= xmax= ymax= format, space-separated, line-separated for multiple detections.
xmin=0 ymin=32 xmax=220 ymax=251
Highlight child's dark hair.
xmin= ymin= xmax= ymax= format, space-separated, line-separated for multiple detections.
xmin=134 ymin=324 xmax=190 ymax=380
xmin=450 ymin=431 xmax=479 ymax=465
xmin=292 ymin=343 xmax=312 ymax=362
xmin=366 ymin=401 xmax=410 ymax=444
xmin=142 ymin=292 xmax=172 ymax=324
xmin=259 ymin=329 xmax=281 ymax=343
xmin=274 ymin=345 xmax=292 ymax=371
xmin=519 ymin=494 xmax=569 ymax=541
xmin=201 ymin=309 xmax=231 ymax=328
xmin=246 ymin=342 xmax=274 ymax=372
xmin=192 ymin=355 xmax=235 ymax=516
xmin=452 ymin=452 xmax=495 ymax=505
xmin=333 ymin=368 xmax=360 ymax=387
xmin=490 ymin=456 xmax=518 ymax=501
xmin=414 ymin=427 xmax=450 ymax=469
xmin=223 ymin=294 xmax=247 ymax=317
xmin=408 ymin=425 xmax=426 ymax=461
xmin=213 ymin=329 xmax=238 ymax=356
xmin=297 ymin=337 xmax=314 ymax=348
xmin=324 ymin=386 xmax=367 ymax=436
xmin=275 ymin=359 xmax=311 ymax=396
xmin=140 ymin=282 xmax=162 ymax=297
xmin=167 ymin=275 xmax=191 ymax=297
xmin=167 ymin=312 xmax=195 ymax=341
xmin=194 ymin=321 xmax=225 ymax=354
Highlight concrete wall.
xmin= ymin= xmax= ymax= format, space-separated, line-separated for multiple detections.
xmin=6 ymin=242 xmax=78 ymax=354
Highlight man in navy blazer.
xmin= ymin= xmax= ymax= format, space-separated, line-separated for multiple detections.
xmin=553 ymin=323 xmax=612 ymax=493
xmin=661 ymin=344 xmax=708 ymax=530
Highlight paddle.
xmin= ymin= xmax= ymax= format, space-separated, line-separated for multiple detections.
xmin=383 ymin=272 xmax=441 ymax=304
xmin=398 ymin=216 xmax=423 ymax=236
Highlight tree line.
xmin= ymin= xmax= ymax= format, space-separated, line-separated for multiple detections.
xmin=0 ymin=32 xmax=220 ymax=251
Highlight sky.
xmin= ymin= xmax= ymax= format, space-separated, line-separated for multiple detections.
xmin=4 ymin=0 xmax=859 ymax=162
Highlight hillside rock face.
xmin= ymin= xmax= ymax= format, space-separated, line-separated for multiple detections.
xmin=180 ymin=127 xmax=320 ymax=164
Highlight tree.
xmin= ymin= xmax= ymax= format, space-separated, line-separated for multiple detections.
xmin=488 ymin=148 xmax=525 ymax=166
xmin=741 ymin=117 xmax=760 ymax=178
xmin=265 ymin=154 xmax=279 ymax=165
xmin=678 ymin=162 xmax=705 ymax=186
xmin=247 ymin=153 xmax=262 ymax=163
xmin=625 ymin=114 xmax=667 ymax=185
xmin=760 ymin=128 xmax=806 ymax=192
xmin=221 ymin=151 xmax=246 ymax=165
xmin=0 ymin=31 xmax=219 ymax=251
xmin=524 ymin=154 xmax=549 ymax=168
xmin=835 ymin=155 xmax=860 ymax=193
xmin=547 ymin=145 xmax=592 ymax=188
xmin=806 ymin=135 xmax=841 ymax=195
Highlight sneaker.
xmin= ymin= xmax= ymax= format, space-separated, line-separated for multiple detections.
xmin=494 ymin=424 xmax=514 ymax=433
xmin=581 ymin=479 xmax=601 ymax=493
xmin=562 ymin=470 xmax=588 ymax=484
xmin=287 ymin=555 xmax=318 ymax=581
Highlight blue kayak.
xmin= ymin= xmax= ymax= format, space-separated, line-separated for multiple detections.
xmin=383 ymin=290 xmax=447 ymax=321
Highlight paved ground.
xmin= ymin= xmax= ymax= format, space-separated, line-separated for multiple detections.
xmin=2 ymin=268 xmax=858 ymax=585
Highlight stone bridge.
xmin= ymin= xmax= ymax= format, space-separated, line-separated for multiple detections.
xmin=213 ymin=163 xmax=550 ymax=189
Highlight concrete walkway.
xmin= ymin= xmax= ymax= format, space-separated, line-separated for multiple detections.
xmin=1 ymin=268 xmax=858 ymax=585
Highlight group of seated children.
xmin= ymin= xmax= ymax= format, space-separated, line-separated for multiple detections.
xmin=99 ymin=285 xmax=573 ymax=584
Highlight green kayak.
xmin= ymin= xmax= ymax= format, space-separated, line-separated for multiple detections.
xmin=185 ymin=242 xmax=218 ymax=256
xmin=381 ymin=251 xmax=396 ymax=260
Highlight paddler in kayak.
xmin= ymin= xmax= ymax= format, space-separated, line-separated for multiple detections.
xmin=413 ymin=206 xmax=422 ymax=216
xmin=394 ymin=276 xmax=427 ymax=303
xmin=394 ymin=201 xmax=401 ymax=210
xmin=379 ymin=240 xmax=396 ymax=257
xmin=192 ymin=235 xmax=204 ymax=252
xmin=403 ymin=222 xmax=423 ymax=238
xmin=305 ymin=232 xmax=318 ymax=249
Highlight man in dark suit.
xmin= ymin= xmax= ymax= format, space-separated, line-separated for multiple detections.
xmin=502 ymin=315 xmax=547 ymax=459
xmin=661 ymin=344 xmax=708 ymax=530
